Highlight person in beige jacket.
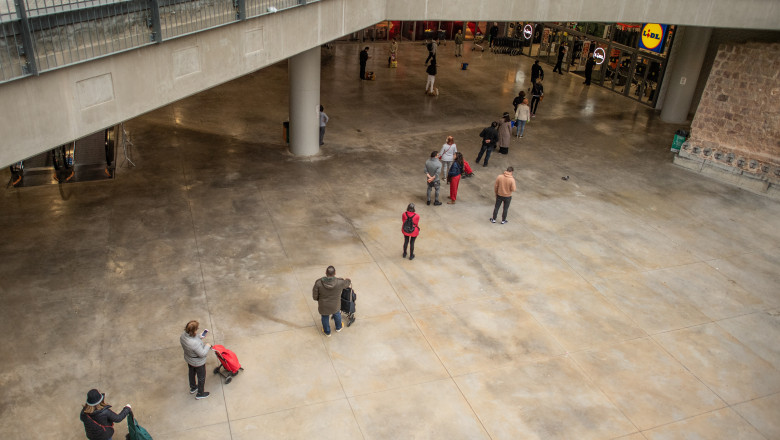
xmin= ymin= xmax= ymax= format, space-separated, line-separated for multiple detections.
xmin=490 ymin=167 xmax=517 ymax=224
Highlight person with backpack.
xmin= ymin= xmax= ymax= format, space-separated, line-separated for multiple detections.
xmin=447 ymin=152 xmax=464 ymax=204
xmin=401 ymin=203 xmax=420 ymax=260
xmin=79 ymin=389 xmax=131 ymax=440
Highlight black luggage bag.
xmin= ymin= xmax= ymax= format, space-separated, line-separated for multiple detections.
xmin=340 ymin=286 xmax=357 ymax=327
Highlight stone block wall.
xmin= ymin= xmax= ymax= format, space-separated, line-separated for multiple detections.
xmin=680 ymin=41 xmax=780 ymax=192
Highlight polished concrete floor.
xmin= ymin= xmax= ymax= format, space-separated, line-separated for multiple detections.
xmin=1 ymin=42 xmax=779 ymax=440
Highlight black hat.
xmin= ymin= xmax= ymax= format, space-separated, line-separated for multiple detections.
xmin=86 ymin=389 xmax=104 ymax=406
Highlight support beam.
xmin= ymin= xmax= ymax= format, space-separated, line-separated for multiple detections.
xmin=660 ymin=26 xmax=712 ymax=123
xmin=288 ymin=47 xmax=321 ymax=156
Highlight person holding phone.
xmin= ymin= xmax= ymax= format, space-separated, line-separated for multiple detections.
xmin=180 ymin=320 xmax=211 ymax=399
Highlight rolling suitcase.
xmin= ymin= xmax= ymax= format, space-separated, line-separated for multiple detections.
xmin=340 ymin=286 xmax=357 ymax=327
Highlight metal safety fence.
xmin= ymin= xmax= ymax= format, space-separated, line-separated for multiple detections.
xmin=0 ymin=0 xmax=316 ymax=83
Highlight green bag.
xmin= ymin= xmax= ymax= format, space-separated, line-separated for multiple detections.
xmin=126 ymin=411 xmax=153 ymax=440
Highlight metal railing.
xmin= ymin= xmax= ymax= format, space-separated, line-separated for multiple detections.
xmin=0 ymin=0 xmax=315 ymax=83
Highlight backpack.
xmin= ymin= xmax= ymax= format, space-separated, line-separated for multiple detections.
xmin=403 ymin=213 xmax=416 ymax=234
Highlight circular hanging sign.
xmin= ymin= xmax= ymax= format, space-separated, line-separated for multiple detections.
xmin=641 ymin=23 xmax=664 ymax=50
xmin=593 ymin=47 xmax=606 ymax=64
xmin=523 ymin=24 xmax=533 ymax=39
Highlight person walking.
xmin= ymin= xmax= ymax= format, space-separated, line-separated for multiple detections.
xmin=447 ymin=152 xmax=464 ymax=204
xmin=401 ymin=203 xmax=420 ymax=260
xmin=425 ymin=63 xmax=437 ymax=95
xmin=425 ymin=151 xmax=442 ymax=206
xmin=80 ymin=389 xmax=132 ymax=440
xmin=318 ymin=105 xmax=329 ymax=146
xmin=476 ymin=121 xmax=499 ymax=166
xmin=424 ymin=39 xmax=437 ymax=65
xmin=490 ymin=166 xmax=517 ymax=224
xmin=583 ymin=53 xmax=596 ymax=85
xmin=359 ymin=47 xmax=369 ymax=80
xmin=530 ymin=60 xmax=544 ymax=86
xmin=438 ymin=136 xmax=457 ymax=179
xmin=514 ymin=98 xmax=530 ymax=138
xmin=180 ymin=320 xmax=211 ymax=399
xmin=312 ymin=266 xmax=351 ymax=336
xmin=553 ymin=44 xmax=566 ymax=74
xmin=454 ymin=29 xmax=465 ymax=57
xmin=530 ymin=79 xmax=544 ymax=117
xmin=497 ymin=114 xmax=512 ymax=154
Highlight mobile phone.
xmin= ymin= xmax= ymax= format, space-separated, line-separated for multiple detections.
xmin=200 ymin=329 xmax=209 ymax=338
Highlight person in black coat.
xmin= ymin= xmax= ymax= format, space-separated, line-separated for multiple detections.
xmin=79 ymin=389 xmax=131 ymax=440
xmin=475 ymin=121 xmax=499 ymax=167
xmin=553 ymin=45 xmax=566 ymax=74
xmin=359 ymin=47 xmax=369 ymax=80
xmin=584 ymin=53 xmax=596 ymax=85
xmin=530 ymin=60 xmax=544 ymax=86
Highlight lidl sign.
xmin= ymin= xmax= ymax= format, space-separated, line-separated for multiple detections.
xmin=639 ymin=23 xmax=667 ymax=53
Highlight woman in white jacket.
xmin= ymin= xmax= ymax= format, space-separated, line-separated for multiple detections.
xmin=514 ymin=98 xmax=531 ymax=138
xmin=180 ymin=320 xmax=212 ymax=399
xmin=438 ymin=136 xmax=457 ymax=180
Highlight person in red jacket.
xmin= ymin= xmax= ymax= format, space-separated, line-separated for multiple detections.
xmin=401 ymin=203 xmax=420 ymax=260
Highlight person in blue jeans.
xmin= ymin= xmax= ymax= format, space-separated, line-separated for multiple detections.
xmin=312 ymin=266 xmax=351 ymax=336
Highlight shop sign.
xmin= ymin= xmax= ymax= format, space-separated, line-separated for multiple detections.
xmin=593 ymin=47 xmax=606 ymax=64
xmin=523 ymin=24 xmax=533 ymax=39
xmin=639 ymin=23 xmax=667 ymax=53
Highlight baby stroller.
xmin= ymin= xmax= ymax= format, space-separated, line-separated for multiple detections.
xmin=212 ymin=345 xmax=243 ymax=384
xmin=340 ymin=285 xmax=357 ymax=327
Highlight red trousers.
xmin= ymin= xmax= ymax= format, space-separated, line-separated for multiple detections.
xmin=449 ymin=174 xmax=461 ymax=201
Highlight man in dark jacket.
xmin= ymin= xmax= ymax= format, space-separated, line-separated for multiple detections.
xmin=80 ymin=389 xmax=131 ymax=440
xmin=312 ymin=266 xmax=351 ymax=336
xmin=583 ymin=53 xmax=596 ymax=85
xmin=530 ymin=60 xmax=544 ymax=86
xmin=359 ymin=47 xmax=369 ymax=79
xmin=553 ymin=44 xmax=566 ymax=74
xmin=476 ymin=121 xmax=499 ymax=167
xmin=489 ymin=22 xmax=499 ymax=48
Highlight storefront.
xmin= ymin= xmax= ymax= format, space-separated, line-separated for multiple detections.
xmin=343 ymin=20 xmax=674 ymax=108
xmin=529 ymin=22 xmax=675 ymax=106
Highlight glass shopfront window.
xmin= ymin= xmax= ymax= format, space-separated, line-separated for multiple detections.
xmin=537 ymin=21 xmax=674 ymax=107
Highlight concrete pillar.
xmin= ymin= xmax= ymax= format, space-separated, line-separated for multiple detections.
xmin=288 ymin=47 xmax=321 ymax=156
xmin=660 ymin=26 xmax=712 ymax=123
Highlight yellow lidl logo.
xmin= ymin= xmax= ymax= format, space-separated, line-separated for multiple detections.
xmin=641 ymin=23 xmax=664 ymax=50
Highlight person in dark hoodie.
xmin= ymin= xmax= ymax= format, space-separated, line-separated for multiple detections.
xmin=476 ymin=121 xmax=499 ymax=167
xmin=79 ymin=389 xmax=131 ymax=440
xmin=312 ymin=266 xmax=351 ymax=336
